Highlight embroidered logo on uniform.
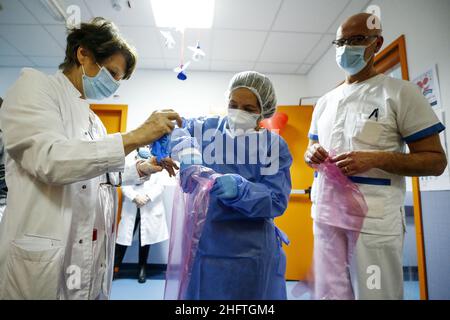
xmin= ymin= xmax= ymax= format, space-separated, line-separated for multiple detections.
xmin=368 ymin=108 xmax=379 ymax=121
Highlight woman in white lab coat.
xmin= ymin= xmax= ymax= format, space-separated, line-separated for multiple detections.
xmin=115 ymin=148 xmax=169 ymax=283
xmin=0 ymin=18 xmax=181 ymax=300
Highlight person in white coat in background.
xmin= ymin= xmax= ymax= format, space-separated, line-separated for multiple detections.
xmin=114 ymin=147 xmax=170 ymax=283
xmin=0 ymin=17 xmax=181 ymax=300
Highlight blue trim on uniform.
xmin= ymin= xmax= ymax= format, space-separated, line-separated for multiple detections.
xmin=308 ymin=133 xmax=319 ymax=141
xmin=314 ymin=171 xmax=318 ymax=178
xmin=348 ymin=176 xmax=391 ymax=186
xmin=403 ymin=123 xmax=446 ymax=143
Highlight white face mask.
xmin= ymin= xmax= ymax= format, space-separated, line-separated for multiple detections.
xmin=227 ymin=108 xmax=261 ymax=136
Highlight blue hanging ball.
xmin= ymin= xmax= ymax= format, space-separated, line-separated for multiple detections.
xmin=177 ymin=71 xmax=187 ymax=81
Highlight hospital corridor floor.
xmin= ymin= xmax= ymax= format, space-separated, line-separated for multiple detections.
xmin=110 ymin=273 xmax=420 ymax=300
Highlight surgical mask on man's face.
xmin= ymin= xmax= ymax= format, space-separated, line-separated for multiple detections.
xmin=227 ymin=108 xmax=260 ymax=136
xmin=82 ymin=63 xmax=120 ymax=100
xmin=335 ymin=45 xmax=370 ymax=76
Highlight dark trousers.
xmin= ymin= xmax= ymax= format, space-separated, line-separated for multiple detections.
xmin=114 ymin=208 xmax=151 ymax=270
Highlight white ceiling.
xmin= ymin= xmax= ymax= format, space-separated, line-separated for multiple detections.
xmin=0 ymin=0 xmax=371 ymax=75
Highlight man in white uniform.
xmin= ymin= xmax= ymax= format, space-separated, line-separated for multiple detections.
xmin=305 ymin=13 xmax=447 ymax=299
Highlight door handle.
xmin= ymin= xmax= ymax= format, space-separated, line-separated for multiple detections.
xmin=290 ymin=187 xmax=311 ymax=200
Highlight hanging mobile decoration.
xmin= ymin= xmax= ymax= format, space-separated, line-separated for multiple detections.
xmin=188 ymin=41 xmax=206 ymax=62
xmin=160 ymin=30 xmax=176 ymax=49
xmin=159 ymin=26 xmax=206 ymax=81
xmin=174 ymin=61 xmax=191 ymax=81
xmin=174 ymin=29 xmax=190 ymax=81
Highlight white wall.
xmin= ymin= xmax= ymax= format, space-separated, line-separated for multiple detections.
xmin=0 ymin=67 xmax=308 ymax=131
xmin=103 ymin=69 xmax=308 ymax=130
xmin=307 ymin=0 xmax=450 ymax=144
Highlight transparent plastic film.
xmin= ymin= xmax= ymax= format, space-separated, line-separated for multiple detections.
xmin=164 ymin=165 xmax=220 ymax=300
xmin=293 ymin=151 xmax=368 ymax=300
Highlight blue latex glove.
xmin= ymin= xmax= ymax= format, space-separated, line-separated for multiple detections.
xmin=150 ymin=134 xmax=171 ymax=163
xmin=210 ymin=174 xmax=239 ymax=200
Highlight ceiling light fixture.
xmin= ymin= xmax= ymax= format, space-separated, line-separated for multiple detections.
xmin=150 ymin=0 xmax=215 ymax=29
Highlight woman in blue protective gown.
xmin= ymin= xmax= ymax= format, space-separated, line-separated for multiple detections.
xmin=171 ymin=71 xmax=293 ymax=300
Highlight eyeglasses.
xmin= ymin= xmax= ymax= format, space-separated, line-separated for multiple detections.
xmin=332 ymin=35 xmax=378 ymax=47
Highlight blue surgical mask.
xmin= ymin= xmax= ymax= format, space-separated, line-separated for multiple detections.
xmin=335 ymin=45 xmax=369 ymax=75
xmin=82 ymin=63 xmax=120 ymax=100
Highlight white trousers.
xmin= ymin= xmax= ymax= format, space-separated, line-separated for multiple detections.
xmin=0 ymin=204 xmax=5 ymax=223
xmin=313 ymin=221 xmax=404 ymax=300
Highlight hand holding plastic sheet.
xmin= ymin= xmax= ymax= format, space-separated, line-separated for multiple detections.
xmin=313 ymin=151 xmax=368 ymax=231
xmin=180 ymin=165 xmax=215 ymax=194
xmin=293 ymin=151 xmax=368 ymax=299
xmin=164 ymin=165 xmax=220 ymax=300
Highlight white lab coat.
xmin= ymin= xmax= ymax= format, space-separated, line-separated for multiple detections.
xmin=117 ymin=168 xmax=169 ymax=246
xmin=0 ymin=68 xmax=147 ymax=300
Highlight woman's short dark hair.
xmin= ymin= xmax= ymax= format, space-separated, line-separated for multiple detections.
xmin=59 ymin=17 xmax=137 ymax=80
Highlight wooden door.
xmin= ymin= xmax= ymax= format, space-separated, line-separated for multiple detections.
xmin=90 ymin=104 xmax=128 ymax=224
xmin=274 ymin=105 xmax=315 ymax=280
xmin=374 ymin=35 xmax=428 ymax=300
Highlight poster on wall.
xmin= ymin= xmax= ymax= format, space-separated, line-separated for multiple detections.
xmin=412 ymin=65 xmax=442 ymax=110
xmin=412 ymin=66 xmax=450 ymax=191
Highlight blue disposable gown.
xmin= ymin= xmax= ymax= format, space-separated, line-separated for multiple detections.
xmin=173 ymin=116 xmax=292 ymax=300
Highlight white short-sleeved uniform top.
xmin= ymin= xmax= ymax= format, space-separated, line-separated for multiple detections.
xmin=309 ymin=74 xmax=445 ymax=235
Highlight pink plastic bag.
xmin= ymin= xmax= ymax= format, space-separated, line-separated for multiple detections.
xmin=293 ymin=154 xmax=368 ymax=300
xmin=313 ymin=155 xmax=368 ymax=232
xmin=164 ymin=166 xmax=220 ymax=300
